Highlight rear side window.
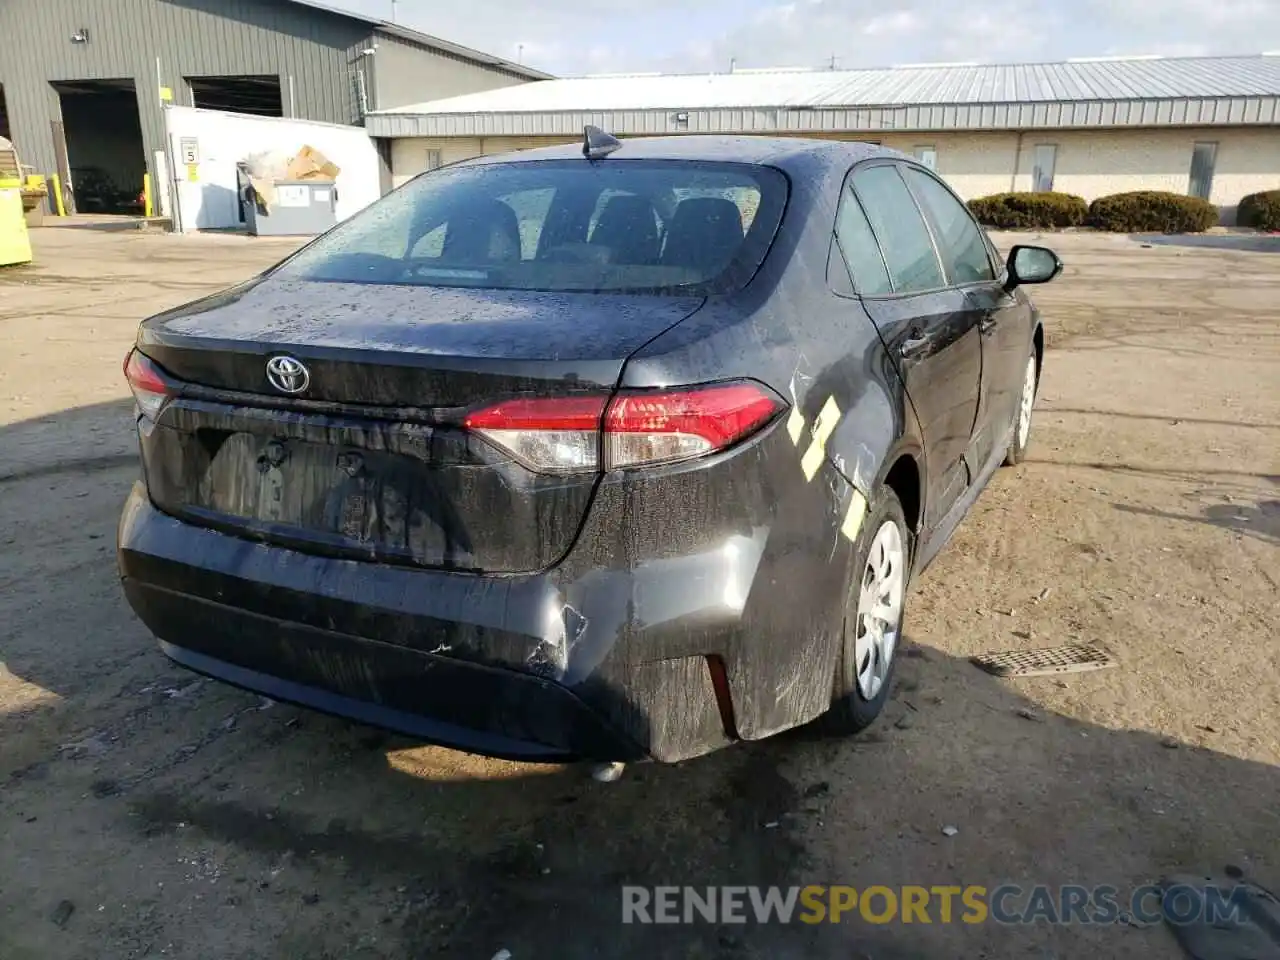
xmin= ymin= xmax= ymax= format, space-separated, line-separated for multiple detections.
xmin=903 ymin=167 xmax=995 ymax=285
xmin=277 ymin=159 xmax=788 ymax=295
xmin=851 ymin=165 xmax=945 ymax=294
xmin=834 ymin=185 xmax=891 ymax=296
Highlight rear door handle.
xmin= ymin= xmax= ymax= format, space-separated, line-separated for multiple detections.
xmin=900 ymin=333 xmax=931 ymax=359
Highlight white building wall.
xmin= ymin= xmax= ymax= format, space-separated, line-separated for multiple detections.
xmin=1009 ymin=127 xmax=1280 ymax=214
xmin=809 ymin=127 xmax=1280 ymax=211
xmin=389 ymin=136 xmax=484 ymax=187
xmin=385 ymin=126 xmax=1280 ymax=218
xmin=164 ymin=106 xmax=380 ymax=232
xmin=877 ymin=132 xmax=1024 ymax=199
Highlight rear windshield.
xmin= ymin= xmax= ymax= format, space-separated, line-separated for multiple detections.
xmin=276 ymin=158 xmax=788 ymax=295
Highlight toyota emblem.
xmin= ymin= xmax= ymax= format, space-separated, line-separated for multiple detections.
xmin=265 ymin=355 xmax=310 ymax=394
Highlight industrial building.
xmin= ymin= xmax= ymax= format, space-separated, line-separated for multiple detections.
xmin=0 ymin=0 xmax=547 ymax=215
xmin=369 ymin=54 xmax=1280 ymax=222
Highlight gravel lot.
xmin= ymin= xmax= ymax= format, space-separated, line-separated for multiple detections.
xmin=1 ymin=223 xmax=1277 ymax=960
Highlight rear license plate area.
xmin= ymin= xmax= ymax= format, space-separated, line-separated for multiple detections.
xmin=198 ymin=434 xmax=432 ymax=552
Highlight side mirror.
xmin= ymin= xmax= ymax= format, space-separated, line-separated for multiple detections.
xmin=1004 ymin=245 xmax=1063 ymax=292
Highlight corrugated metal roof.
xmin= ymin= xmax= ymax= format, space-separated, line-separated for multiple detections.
xmin=366 ymin=55 xmax=1280 ymax=137
xmin=373 ymin=55 xmax=1280 ymax=115
xmin=282 ymin=0 xmax=554 ymax=79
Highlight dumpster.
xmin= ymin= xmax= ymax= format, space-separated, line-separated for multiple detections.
xmin=244 ymin=179 xmax=337 ymax=237
xmin=240 ymin=144 xmax=341 ymax=237
xmin=0 ymin=136 xmax=34 ymax=267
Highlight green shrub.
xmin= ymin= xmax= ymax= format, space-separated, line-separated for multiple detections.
xmin=968 ymin=192 xmax=1089 ymax=229
xmin=1237 ymin=189 xmax=1280 ymax=231
xmin=1087 ymin=191 xmax=1218 ymax=233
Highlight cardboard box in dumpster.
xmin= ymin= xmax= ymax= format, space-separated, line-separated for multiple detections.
xmin=286 ymin=145 xmax=340 ymax=182
xmin=244 ymin=145 xmax=340 ymax=212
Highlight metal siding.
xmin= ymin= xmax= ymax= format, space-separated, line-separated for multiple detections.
xmin=371 ymin=95 xmax=1280 ymax=138
xmin=0 ymin=0 xmax=370 ymax=195
xmin=371 ymin=31 xmax=532 ymax=112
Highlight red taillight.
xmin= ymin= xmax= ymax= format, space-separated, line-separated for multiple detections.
xmin=463 ymin=381 xmax=782 ymax=473
xmin=463 ymin=395 xmax=608 ymax=473
xmin=604 ymin=383 xmax=781 ymax=469
xmin=124 ymin=349 xmax=174 ymax=420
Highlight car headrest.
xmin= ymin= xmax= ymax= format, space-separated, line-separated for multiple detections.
xmin=589 ymin=195 xmax=661 ymax=264
xmin=661 ymin=197 xmax=745 ymax=273
xmin=442 ymin=199 xmax=522 ymax=262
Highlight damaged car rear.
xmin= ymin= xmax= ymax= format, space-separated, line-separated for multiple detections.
xmin=118 ymin=132 xmax=1055 ymax=763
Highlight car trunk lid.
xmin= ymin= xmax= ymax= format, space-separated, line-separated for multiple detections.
xmin=139 ymin=277 xmax=703 ymax=405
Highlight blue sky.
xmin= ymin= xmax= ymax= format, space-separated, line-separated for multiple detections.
xmin=335 ymin=0 xmax=1278 ymax=75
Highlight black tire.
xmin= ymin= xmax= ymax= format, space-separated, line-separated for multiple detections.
xmin=1004 ymin=348 xmax=1039 ymax=466
xmin=823 ymin=486 xmax=909 ymax=736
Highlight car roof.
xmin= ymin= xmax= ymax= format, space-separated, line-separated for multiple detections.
xmin=456 ymin=135 xmax=898 ymax=170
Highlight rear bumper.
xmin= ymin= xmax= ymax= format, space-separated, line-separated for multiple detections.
xmin=117 ymin=484 xmax=734 ymax=762
xmin=127 ymin=581 xmax=638 ymax=762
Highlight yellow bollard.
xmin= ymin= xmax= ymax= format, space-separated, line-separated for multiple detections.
xmin=49 ymin=174 xmax=66 ymax=216
xmin=143 ymin=173 xmax=154 ymax=217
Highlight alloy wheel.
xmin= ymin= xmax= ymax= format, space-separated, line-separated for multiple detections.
xmin=853 ymin=520 xmax=906 ymax=700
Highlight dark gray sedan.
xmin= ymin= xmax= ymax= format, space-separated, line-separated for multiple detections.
xmin=118 ymin=131 xmax=1061 ymax=763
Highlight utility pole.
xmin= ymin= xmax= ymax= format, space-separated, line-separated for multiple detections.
xmin=391 ymin=0 xmax=399 ymax=23
xmin=828 ymin=54 xmax=839 ymax=70
xmin=517 ymin=43 xmax=524 ymax=65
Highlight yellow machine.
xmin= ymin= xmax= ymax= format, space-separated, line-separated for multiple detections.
xmin=0 ymin=136 xmax=34 ymax=267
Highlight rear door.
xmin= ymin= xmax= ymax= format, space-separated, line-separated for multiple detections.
xmin=900 ymin=165 xmax=1027 ymax=471
xmin=842 ymin=162 xmax=983 ymax=528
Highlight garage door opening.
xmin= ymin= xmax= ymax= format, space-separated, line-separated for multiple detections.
xmin=0 ymin=83 xmax=11 ymax=142
xmin=52 ymin=79 xmax=146 ymax=215
xmin=188 ymin=76 xmax=283 ymax=117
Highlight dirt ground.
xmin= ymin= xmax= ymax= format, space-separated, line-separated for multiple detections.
xmin=1 ymin=222 xmax=1277 ymax=960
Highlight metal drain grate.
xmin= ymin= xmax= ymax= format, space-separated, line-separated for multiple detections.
xmin=971 ymin=643 xmax=1116 ymax=678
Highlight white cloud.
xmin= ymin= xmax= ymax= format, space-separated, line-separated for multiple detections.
xmin=337 ymin=0 xmax=1280 ymax=74
xmin=860 ymin=10 xmax=922 ymax=37
xmin=1072 ymin=0 xmax=1280 ymax=55
xmin=1120 ymin=0 xmax=1270 ymax=25
xmin=753 ymin=2 xmax=798 ymax=25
